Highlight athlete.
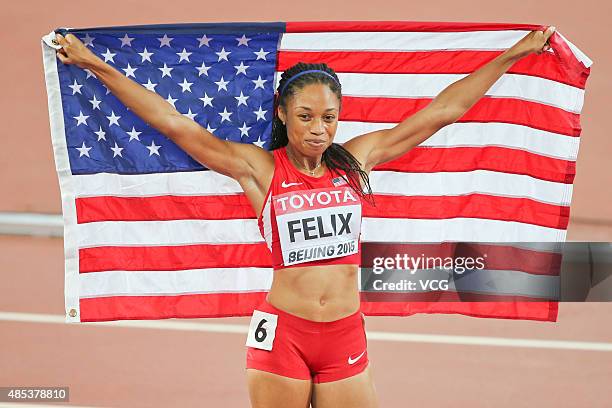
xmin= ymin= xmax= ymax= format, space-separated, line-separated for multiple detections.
xmin=54 ymin=26 xmax=555 ymax=408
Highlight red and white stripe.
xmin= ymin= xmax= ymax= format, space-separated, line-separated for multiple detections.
xmin=43 ymin=22 xmax=591 ymax=322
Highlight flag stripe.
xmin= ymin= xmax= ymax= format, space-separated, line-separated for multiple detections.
xmin=280 ymin=30 xmax=533 ymax=51
xmin=454 ymin=243 xmax=562 ymax=275
xmin=76 ymin=193 xmax=569 ymax=229
xmin=362 ymin=269 xmax=559 ymax=298
xmin=79 ymin=292 xmax=268 ymax=321
xmin=73 ymin=217 xmax=565 ymax=248
xmin=336 ymin=122 xmax=579 ymax=161
xmin=76 ymin=195 xmax=256 ymax=222
xmin=340 ymin=96 xmax=581 ymax=136
xmin=285 ymin=22 xmax=544 ymax=33
xmin=80 ymin=243 xmax=560 ymax=275
xmin=361 ymin=242 xmax=562 ymax=275
xmin=274 ymin=72 xmax=584 ymax=113
xmin=80 ymin=243 xmax=272 ymax=273
xmin=72 ymin=170 xmax=572 ymax=206
xmin=79 ymin=268 xmax=557 ymax=298
xmin=79 ymin=268 xmax=273 ymax=297
xmin=360 ymin=300 xmax=558 ymax=321
xmin=361 ymin=218 xmax=565 ymax=242
xmin=363 ymin=194 xmax=569 ymax=229
xmin=376 ymin=146 xmax=575 ymax=183
xmin=361 ymin=292 xmax=557 ymax=303
xmin=369 ymin=171 xmax=572 ymax=206
xmin=278 ymin=51 xmax=588 ymax=89
xmin=78 ymin=292 xmax=557 ymax=321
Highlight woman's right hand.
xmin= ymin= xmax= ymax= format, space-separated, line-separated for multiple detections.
xmin=55 ymin=33 xmax=100 ymax=69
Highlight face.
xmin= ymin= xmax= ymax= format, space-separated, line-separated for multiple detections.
xmin=278 ymin=82 xmax=340 ymax=156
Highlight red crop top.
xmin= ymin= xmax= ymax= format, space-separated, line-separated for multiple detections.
xmin=257 ymin=146 xmax=362 ymax=270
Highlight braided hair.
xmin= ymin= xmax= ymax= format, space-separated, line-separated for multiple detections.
xmin=271 ymin=62 xmax=375 ymax=205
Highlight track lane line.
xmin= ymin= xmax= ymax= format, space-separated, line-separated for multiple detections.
xmin=2 ymin=311 xmax=611 ymax=351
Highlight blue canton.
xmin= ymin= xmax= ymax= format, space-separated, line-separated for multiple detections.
xmin=58 ymin=27 xmax=280 ymax=175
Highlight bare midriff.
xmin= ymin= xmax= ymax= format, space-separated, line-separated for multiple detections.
xmin=266 ymin=263 xmax=360 ymax=322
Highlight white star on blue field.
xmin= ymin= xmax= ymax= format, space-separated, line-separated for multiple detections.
xmin=58 ymin=25 xmax=281 ymax=175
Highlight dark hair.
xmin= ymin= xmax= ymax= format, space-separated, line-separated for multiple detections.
xmin=270 ymin=62 xmax=375 ymax=205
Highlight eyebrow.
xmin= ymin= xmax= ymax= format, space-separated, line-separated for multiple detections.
xmin=295 ymin=106 xmax=338 ymax=111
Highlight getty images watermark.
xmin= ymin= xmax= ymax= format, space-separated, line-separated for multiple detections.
xmin=359 ymin=242 xmax=612 ymax=302
xmin=369 ymin=253 xmax=487 ymax=291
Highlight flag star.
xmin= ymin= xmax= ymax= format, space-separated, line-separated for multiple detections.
xmin=166 ymin=94 xmax=177 ymax=108
xmin=176 ymin=48 xmax=192 ymax=63
xmin=82 ymin=34 xmax=95 ymax=47
xmin=234 ymin=61 xmax=249 ymax=75
xmin=199 ymin=92 xmax=214 ymax=108
xmin=254 ymin=48 xmax=270 ymax=60
xmin=235 ymin=91 xmax=249 ymax=106
xmin=218 ymin=107 xmax=233 ymax=123
xmin=146 ymin=140 xmax=162 ymax=156
xmin=158 ymin=34 xmax=173 ymax=48
xmin=106 ymin=111 xmax=121 ymax=126
xmin=127 ymin=127 xmax=142 ymax=141
xmin=89 ymin=95 xmax=101 ymax=110
xmin=179 ymin=78 xmax=194 ymax=93
xmin=94 ymin=126 xmax=106 ymax=141
xmin=197 ymin=34 xmax=212 ymax=47
xmin=110 ymin=142 xmax=124 ymax=157
xmin=253 ymin=136 xmax=266 ymax=148
xmin=236 ymin=34 xmax=251 ymax=47
xmin=254 ymin=105 xmax=267 ymax=121
xmin=84 ymin=69 xmax=94 ymax=79
xmin=69 ymin=79 xmax=83 ymax=95
xmin=122 ymin=63 xmax=138 ymax=78
xmin=138 ymin=47 xmax=153 ymax=63
xmin=76 ymin=141 xmax=92 ymax=158
xmin=183 ymin=108 xmax=197 ymax=120
xmin=102 ymin=84 xmax=110 ymax=95
xmin=196 ymin=62 xmax=211 ymax=77
xmin=206 ymin=124 xmax=217 ymax=134
xmin=214 ymin=76 xmax=229 ymax=92
xmin=252 ymin=75 xmax=267 ymax=90
xmin=142 ymin=79 xmax=157 ymax=92
xmin=73 ymin=111 xmax=89 ymax=126
xmin=119 ymin=34 xmax=135 ymax=47
xmin=101 ymin=48 xmax=116 ymax=63
xmin=238 ymin=122 xmax=251 ymax=137
xmin=215 ymin=47 xmax=231 ymax=62
xmin=159 ymin=63 xmax=173 ymax=78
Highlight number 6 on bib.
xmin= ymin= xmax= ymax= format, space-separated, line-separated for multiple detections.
xmin=245 ymin=310 xmax=278 ymax=351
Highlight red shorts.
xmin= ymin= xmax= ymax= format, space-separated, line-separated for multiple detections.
xmin=246 ymin=299 xmax=369 ymax=383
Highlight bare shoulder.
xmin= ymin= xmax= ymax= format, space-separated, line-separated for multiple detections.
xmin=340 ymin=129 xmax=389 ymax=174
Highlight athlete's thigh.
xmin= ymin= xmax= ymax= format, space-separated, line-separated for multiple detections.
xmin=311 ymin=364 xmax=379 ymax=408
xmin=246 ymin=368 xmax=312 ymax=408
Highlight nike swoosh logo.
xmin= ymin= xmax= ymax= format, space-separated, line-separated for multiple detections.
xmin=348 ymin=350 xmax=366 ymax=365
xmin=281 ymin=181 xmax=303 ymax=188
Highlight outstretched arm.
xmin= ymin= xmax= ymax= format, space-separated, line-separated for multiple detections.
xmin=343 ymin=26 xmax=556 ymax=173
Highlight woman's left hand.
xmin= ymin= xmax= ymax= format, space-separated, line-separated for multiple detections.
xmin=506 ymin=26 xmax=556 ymax=61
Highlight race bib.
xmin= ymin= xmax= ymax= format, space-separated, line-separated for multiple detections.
xmin=245 ymin=310 xmax=278 ymax=351
xmin=273 ymin=186 xmax=362 ymax=266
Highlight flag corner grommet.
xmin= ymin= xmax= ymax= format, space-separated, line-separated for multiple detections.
xmin=42 ymin=31 xmax=62 ymax=50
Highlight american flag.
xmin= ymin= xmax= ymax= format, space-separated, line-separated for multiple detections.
xmin=41 ymin=22 xmax=591 ymax=323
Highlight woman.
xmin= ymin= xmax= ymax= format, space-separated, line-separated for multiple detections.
xmin=55 ymin=25 xmax=555 ymax=408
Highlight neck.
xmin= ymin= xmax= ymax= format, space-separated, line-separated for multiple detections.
xmin=286 ymin=145 xmax=323 ymax=175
